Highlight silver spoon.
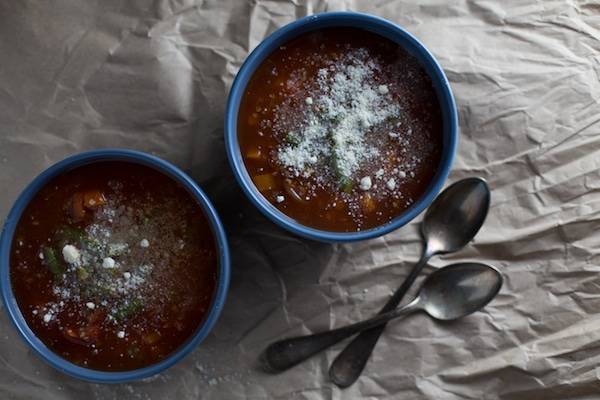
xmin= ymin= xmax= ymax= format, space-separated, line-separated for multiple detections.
xmin=329 ymin=177 xmax=491 ymax=387
xmin=261 ymin=262 xmax=502 ymax=372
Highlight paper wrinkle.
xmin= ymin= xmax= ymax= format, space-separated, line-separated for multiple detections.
xmin=1 ymin=0 xmax=600 ymax=398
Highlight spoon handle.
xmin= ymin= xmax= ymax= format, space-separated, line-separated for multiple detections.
xmin=329 ymin=251 xmax=432 ymax=387
xmin=260 ymin=299 xmax=419 ymax=373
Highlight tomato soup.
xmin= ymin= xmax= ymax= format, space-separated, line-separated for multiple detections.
xmin=238 ymin=27 xmax=443 ymax=232
xmin=10 ymin=162 xmax=218 ymax=371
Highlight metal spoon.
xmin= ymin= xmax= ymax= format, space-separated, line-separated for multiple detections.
xmin=261 ymin=262 xmax=502 ymax=373
xmin=330 ymin=177 xmax=491 ymax=387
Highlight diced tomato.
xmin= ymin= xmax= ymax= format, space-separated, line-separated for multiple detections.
xmin=83 ymin=190 xmax=106 ymax=209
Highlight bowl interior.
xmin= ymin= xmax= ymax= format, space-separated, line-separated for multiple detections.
xmin=0 ymin=149 xmax=230 ymax=382
xmin=226 ymin=12 xmax=457 ymax=242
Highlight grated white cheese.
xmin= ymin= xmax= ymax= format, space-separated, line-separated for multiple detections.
xmin=117 ymin=331 xmax=125 ymax=339
xmin=86 ymin=302 xmax=96 ymax=310
xmin=276 ymin=195 xmax=285 ymax=203
xmin=62 ymin=245 xmax=80 ymax=264
xmin=386 ymin=178 xmax=396 ymax=191
xmin=140 ymin=239 xmax=150 ymax=248
xmin=277 ymin=50 xmax=400 ymax=181
xmin=102 ymin=257 xmax=116 ymax=269
xmin=359 ymin=176 xmax=372 ymax=191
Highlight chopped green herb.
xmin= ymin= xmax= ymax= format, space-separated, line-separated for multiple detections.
xmin=84 ymin=237 xmax=102 ymax=253
xmin=56 ymin=226 xmax=85 ymax=245
xmin=383 ymin=115 xmax=397 ymax=125
xmin=330 ymin=151 xmax=353 ymax=193
xmin=42 ymin=246 xmax=65 ymax=280
xmin=285 ymin=131 xmax=301 ymax=147
xmin=329 ymin=114 xmax=343 ymax=124
xmin=114 ymin=298 xmax=143 ymax=322
xmin=81 ymin=283 xmax=112 ymax=299
xmin=76 ymin=266 xmax=90 ymax=281
xmin=339 ymin=176 xmax=353 ymax=193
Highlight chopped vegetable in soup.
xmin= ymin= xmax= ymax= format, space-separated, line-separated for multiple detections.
xmin=238 ymin=27 xmax=443 ymax=231
xmin=10 ymin=162 xmax=218 ymax=371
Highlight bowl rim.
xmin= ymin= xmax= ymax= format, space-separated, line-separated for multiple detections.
xmin=0 ymin=149 xmax=230 ymax=383
xmin=225 ymin=11 xmax=458 ymax=242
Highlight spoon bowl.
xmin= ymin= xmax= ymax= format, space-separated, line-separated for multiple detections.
xmin=418 ymin=262 xmax=502 ymax=321
xmin=422 ymin=177 xmax=491 ymax=255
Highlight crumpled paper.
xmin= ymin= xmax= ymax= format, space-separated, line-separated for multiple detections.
xmin=1 ymin=0 xmax=600 ymax=399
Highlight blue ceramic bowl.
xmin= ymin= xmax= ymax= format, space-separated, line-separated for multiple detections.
xmin=225 ymin=11 xmax=458 ymax=242
xmin=0 ymin=149 xmax=230 ymax=382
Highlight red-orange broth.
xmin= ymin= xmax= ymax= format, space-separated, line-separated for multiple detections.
xmin=238 ymin=27 xmax=443 ymax=232
xmin=10 ymin=162 xmax=218 ymax=371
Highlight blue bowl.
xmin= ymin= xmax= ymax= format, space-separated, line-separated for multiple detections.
xmin=225 ymin=11 xmax=458 ymax=242
xmin=0 ymin=149 xmax=230 ymax=382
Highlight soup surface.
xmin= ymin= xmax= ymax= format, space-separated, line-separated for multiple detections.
xmin=238 ymin=27 xmax=443 ymax=232
xmin=10 ymin=162 xmax=218 ymax=371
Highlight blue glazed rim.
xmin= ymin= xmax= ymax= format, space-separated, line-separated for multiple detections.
xmin=225 ymin=11 xmax=458 ymax=242
xmin=0 ymin=149 xmax=230 ymax=383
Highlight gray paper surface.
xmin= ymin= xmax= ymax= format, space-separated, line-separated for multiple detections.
xmin=1 ymin=0 xmax=600 ymax=399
